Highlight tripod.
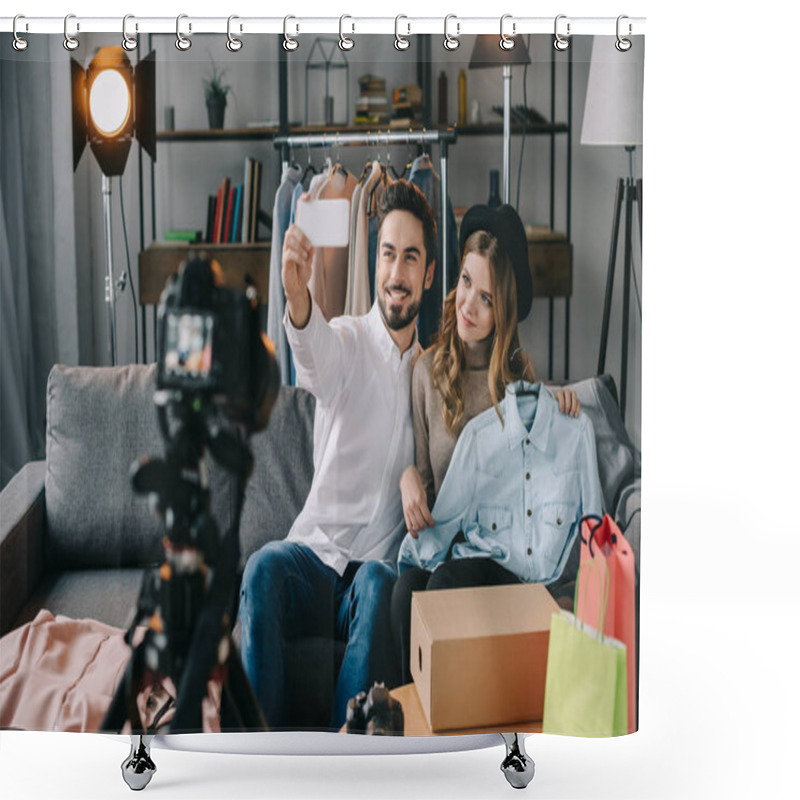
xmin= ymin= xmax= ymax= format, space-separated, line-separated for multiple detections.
xmin=101 ymin=390 xmax=267 ymax=789
xmin=597 ymin=145 xmax=643 ymax=421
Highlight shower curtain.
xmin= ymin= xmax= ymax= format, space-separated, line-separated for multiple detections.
xmin=0 ymin=21 xmax=644 ymax=743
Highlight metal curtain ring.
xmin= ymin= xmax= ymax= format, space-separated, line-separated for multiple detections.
xmin=175 ymin=14 xmax=192 ymax=50
xmin=553 ymin=14 xmax=570 ymax=51
xmin=12 ymin=15 xmax=28 ymax=51
xmin=339 ymin=15 xmax=355 ymax=51
xmin=394 ymin=15 xmax=410 ymax=51
xmin=283 ymin=16 xmax=299 ymax=51
xmin=63 ymin=14 xmax=79 ymax=51
xmin=499 ymin=14 xmax=515 ymax=50
xmin=227 ymin=15 xmax=243 ymax=52
xmin=616 ymin=15 xmax=632 ymax=52
xmin=443 ymin=14 xmax=460 ymax=51
xmin=122 ymin=15 xmax=138 ymax=51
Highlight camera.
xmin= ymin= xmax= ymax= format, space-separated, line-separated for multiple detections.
xmin=157 ymin=255 xmax=279 ymax=431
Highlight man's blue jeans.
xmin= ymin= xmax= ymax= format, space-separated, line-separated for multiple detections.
xmin=239 ymin=540 xmax=398 ymax=729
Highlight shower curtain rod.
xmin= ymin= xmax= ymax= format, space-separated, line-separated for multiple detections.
xmin=1 ymin=15 xmax=646 ymax=38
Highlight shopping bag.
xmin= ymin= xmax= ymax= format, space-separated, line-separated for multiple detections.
xmin=577 ymin=514 xmax=637 ymax=733
xmin=542 ymin=562 xmax=627 ymax=737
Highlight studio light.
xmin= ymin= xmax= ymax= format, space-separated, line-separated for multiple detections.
xmin=71 ymin=46 xmax=156 ymax=364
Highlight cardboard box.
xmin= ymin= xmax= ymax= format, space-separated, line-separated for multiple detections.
xmin=409 ymin=582 xmax=559 ymax=732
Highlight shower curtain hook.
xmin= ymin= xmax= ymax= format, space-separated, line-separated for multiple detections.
xmin=175 ymin=14 xmax=192 ymax=50
xmin=499 ymin=14 xmax=515 ymax=50
xmin=63 ymin=14 xmax=80 ymax=51
xmin=283 ymin=16 xmax=299 ymax=51
xmin=553 ymin=14 xmax=570 ymax=51
xmin=122 ymin=15 xmax=138 ymax=51
xmin=227 ymin=15 xmax=243 ymax=51
xmin=394 ymin=15 xmax=411 ymax=51
xmin=443 ymin=14 xmax=460 ymax=51
xmin=12 ymin=15 xmax=28 ymax=51
xmin=616 ymin=15 xmax=632 ymax=52
xmin=339 ymin=15 xmax=355 ymax=51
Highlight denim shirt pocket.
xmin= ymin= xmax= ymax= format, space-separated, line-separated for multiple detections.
xmin=539 ymin=500 xmax=579 ymax=575
xmin=460 ymin=505 xmax=513 ymax=561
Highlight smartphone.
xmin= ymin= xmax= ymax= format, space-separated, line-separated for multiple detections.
xmin=295 ymin=198 xmax=350 ymax=247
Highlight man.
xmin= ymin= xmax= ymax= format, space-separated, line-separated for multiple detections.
xmin=239 ymin=181 xmax=437 ymax=729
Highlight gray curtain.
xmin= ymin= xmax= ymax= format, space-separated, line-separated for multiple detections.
xmin=1 ymin=37 xmax=80 ymax=488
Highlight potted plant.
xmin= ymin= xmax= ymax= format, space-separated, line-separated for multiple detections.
xmin=203 ymin=60 xmax=232 ymax=129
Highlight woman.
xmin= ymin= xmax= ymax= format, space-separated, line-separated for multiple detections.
xmin=390 ymin=203 xmax=582 ymax=684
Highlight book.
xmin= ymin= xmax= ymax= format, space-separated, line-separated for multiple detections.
xmin=242 ymin=158 xmax=253 ymax=244
xmin=223 ymin=185 xmax=234 ymax=243
xmin=249 ymin=160 xmax=263 ymax=243
xmin=232 ymin=184 xmax=243 ymax=244
xmin=164 ymin=229 xmax=202 ymax=243
xmin=213 ymin=184 xmax=224 ymax=243
xmin=216 ymin=177 xmax=231 ymax=243
xmin=205 ymin=195 xmax=215 ymax=243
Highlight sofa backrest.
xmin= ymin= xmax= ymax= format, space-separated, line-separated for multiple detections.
xmin=44 ymin=363 xmax=634 ymax=572
xmin=45 ymin=365 xmax=234 ymax=570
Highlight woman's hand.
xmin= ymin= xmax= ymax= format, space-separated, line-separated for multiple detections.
xmin=554 ymin=388 xmax=580 ymax=417
xmin=400 ymin=466 xmax=435 ymax=539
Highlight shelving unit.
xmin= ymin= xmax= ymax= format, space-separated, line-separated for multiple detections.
xmin=137 ymin=36 xmax=574 ymax=376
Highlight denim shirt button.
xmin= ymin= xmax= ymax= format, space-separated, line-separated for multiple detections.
xmin=527 ymin=547 xmax=532 ymax=556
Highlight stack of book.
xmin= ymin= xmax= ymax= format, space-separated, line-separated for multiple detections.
xmin=354 ymin=75 xmax=388 ymax=126
xmin=390 ymin=84 xmax=424 ymax=129
xmin=204 ymin=157 xmax=264 ymax=244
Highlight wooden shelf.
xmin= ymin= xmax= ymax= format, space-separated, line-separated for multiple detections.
xmin=139 ymin=242 xmax=270 ymax=306
xmin=456 ymin=122 xmax=569 ymax=137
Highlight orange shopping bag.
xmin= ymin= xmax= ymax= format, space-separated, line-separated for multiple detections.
xmin=576 ymin=514 xmax=637 ymax=733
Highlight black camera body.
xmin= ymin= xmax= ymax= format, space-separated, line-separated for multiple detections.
xmin=156 ymin=256 xmax=279 ymax=434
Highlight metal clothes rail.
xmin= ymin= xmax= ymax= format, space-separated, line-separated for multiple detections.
xmin=275 ymin=128 xmax=458 ymax=304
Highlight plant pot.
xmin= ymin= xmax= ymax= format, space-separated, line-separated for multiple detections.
xmin=206 ymin=96 xmax=227 ymax=129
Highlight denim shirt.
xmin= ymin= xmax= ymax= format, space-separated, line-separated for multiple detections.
xmin=398 ymin=382 xmax=604 ymax=584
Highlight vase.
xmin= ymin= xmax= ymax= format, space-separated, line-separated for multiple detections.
xmin=206 ymin=96 xmax=226 ymax=129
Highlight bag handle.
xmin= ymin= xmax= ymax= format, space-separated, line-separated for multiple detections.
xmin=573 ymin=559 xmax=610 ymax=642
xmin=580 ymin=513 xmax=605 ymax=558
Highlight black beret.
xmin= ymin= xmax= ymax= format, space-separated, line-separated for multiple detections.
xmin=459 ymin=204 xmax=533 ymax=322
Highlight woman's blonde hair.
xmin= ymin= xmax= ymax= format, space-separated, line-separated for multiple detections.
xmin=431 ymin=230 xmax=535 ymax=436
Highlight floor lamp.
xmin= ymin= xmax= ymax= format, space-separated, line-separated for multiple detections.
xmin=469 ymin=34 xmax=531 ymax=205
xmin=72 ymin=45 xmax=156 ymax=365
xmin=581 ymin=36 xmax=644 ymax=420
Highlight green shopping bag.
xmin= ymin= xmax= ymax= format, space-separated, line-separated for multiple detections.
xmin=541 ymin=562 xmax=628 ymax=737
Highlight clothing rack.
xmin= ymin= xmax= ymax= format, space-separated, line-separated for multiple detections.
xmin=275 ymin=128 xmax=458 ymax=304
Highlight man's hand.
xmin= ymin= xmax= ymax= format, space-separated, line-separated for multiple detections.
xmin=400 ymin=466 xmax=435 ymax=538
xmin=282 ymin=221 xmax=314 ymax=328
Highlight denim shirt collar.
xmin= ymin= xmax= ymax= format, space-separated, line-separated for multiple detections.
xmin=503 ymin=382 xmax=552 ymax=453
xmin=283 ymin=162 xmax=303 ymax=185
xmin=367 ymin=302 xmax=419 ymax=366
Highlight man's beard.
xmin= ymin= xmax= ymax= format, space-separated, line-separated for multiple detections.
xmin=378 ymin=287 xmax=423 ymax=331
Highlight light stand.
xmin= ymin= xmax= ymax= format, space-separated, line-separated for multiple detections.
xmin=597 ymin=147 xmax=642 ymax=420
xmin=101 ymin=174 xmax=118 ymax=365
xmin=469 ymin=35 xmax=531 ymax=207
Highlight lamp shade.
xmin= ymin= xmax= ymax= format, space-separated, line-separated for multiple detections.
xmin=581 ymin=37 xmax=644 ymax=146
xmin=469 ymin=35 xmax=531 ymax=69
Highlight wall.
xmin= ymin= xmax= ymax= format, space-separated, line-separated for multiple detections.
xmin=76 ymin=33 xmax=642 ymax=445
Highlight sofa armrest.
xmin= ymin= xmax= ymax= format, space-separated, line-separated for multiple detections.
xmin=0 ymin=460 xmax=47 ymax=635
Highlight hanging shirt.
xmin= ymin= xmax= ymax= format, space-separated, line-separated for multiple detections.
xmin=398 ymin=382 xmax=604 ymax=585
xmin=409 ymin=155 xmax=460 ymax=348
xmin=266 ymin=163 xmax=302 ymax=386
xmin=308 ymin=166 xmax=358 ymax=320
xmin=283 ymin=299 xmax=419 ymax=576
xmin=351 ymin=161 xmax=383 ymax=316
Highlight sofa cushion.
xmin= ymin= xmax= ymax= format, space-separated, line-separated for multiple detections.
xmin=567 ymin=374 xmax=640 ymax=515
xmin=239 ymin=387 xmax=316 ymax=566
xmin=44 ymin=365 xmax=235 ymax=570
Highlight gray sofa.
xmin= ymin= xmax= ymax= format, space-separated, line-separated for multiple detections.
xmin=0 ymin=364 xmax=640 ymax=728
